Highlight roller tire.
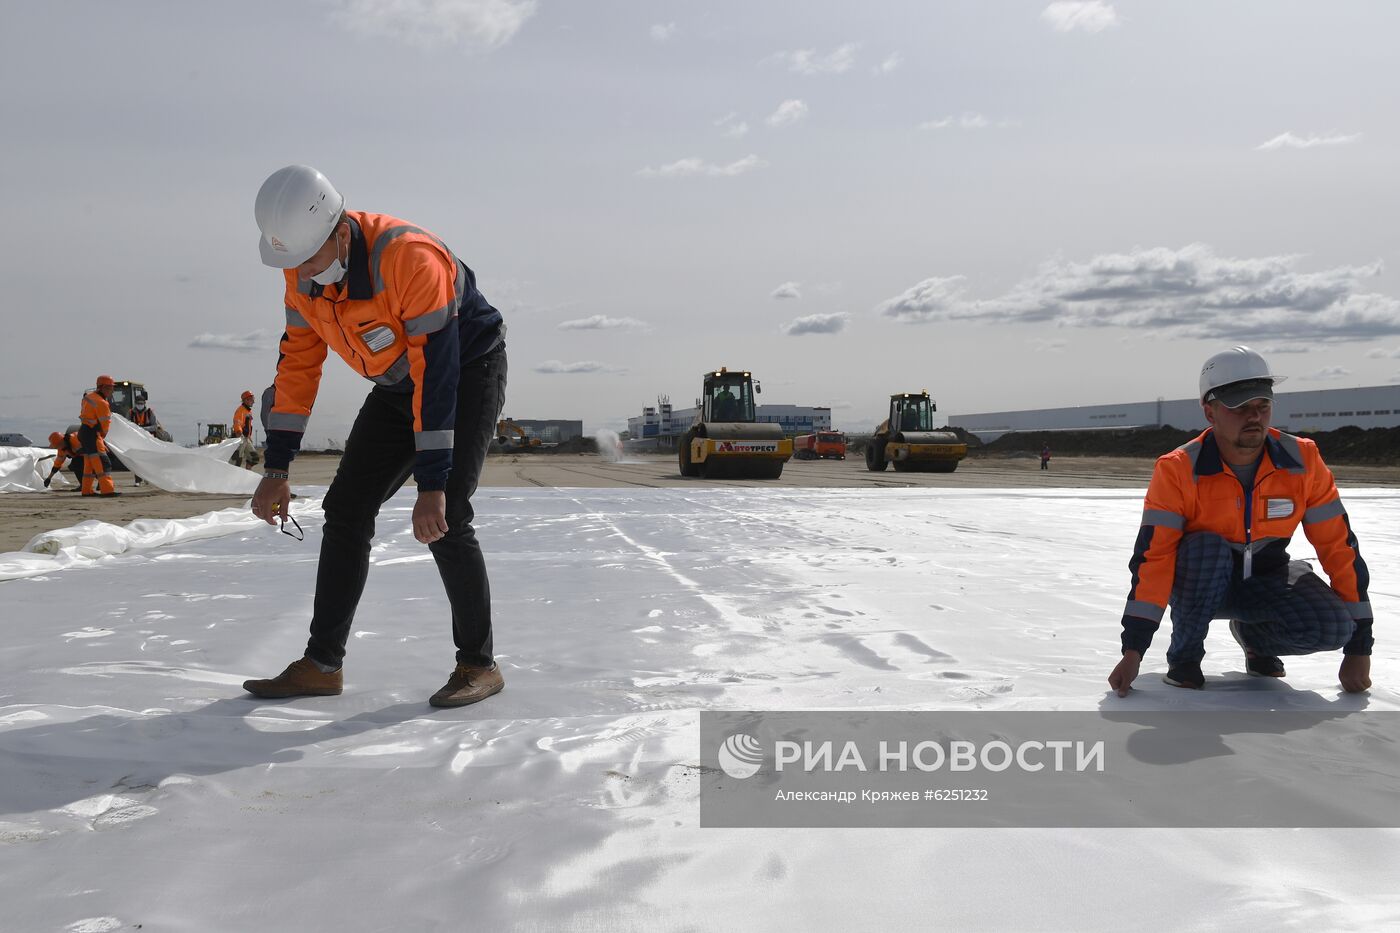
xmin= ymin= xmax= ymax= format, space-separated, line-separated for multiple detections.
xmin=865 ymin=442 xmax=888 ymax=472
xmin=678 ymin=434 xmax=702 ymax=477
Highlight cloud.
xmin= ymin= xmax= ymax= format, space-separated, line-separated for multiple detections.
xmin=1040 ymin=1 xmax=1120 ymax=33
xmin=638 ymin=155 xmax=768 ymax=178
xmin=872 ymin=52 xmax=902 ymax=76
xmin=771 ymin=282 xmax=802 ymax=300
xmin=533 ymin=360 xmax=623 ymax=374
xmin=1256 ymin=131 xmax=1363 ymax=151
xmin=770 ymin=44 xmax=858 ymax=75
xmin=1365 ymin=346 xmax=1400 ymax=359
xmin=1031 ymin=338 xmax=1068 ymax=353
xmin=715 ymin=112 xmax=749 ymax=138
xmin=874 ymin=244 xmax=1400 ymax=343
xmin=650 ymin=22 xmax=676 ymax=41
xmin=330 ymin=0 xmax=537 ymax=48
xmin=874 ymin=276 xmax=971 ymax=324
xmin=766 ymin=99 xmax=809 ymax=128
xmin=1300 ymin=366 xmax=1352 ymax=381
xmin=188 ymin=330 xmax=277 ymax=353
xmin=783 ymin=313 xmax=849 ymax=336
xmin=556 ymin=315 xmax=647 ymax=331
xmin=919 ymin=112 xmax=1018 ymax=131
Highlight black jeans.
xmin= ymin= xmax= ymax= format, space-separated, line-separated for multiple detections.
xmin=305 ymin=344 xmax=507 ymax=668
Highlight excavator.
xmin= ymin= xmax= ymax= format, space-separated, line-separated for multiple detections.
xmin=865 ymin=390 xmax=967 ymax=473
xmin=678 ymin=367 xmax=792 ymax=479
xmin=496 ymin=419 xmax=542 ymax=450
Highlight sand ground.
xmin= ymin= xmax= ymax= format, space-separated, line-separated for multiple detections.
xmin=5 ymin=451 xmax=1398 ymax=554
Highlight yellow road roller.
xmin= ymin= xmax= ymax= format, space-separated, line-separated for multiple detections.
xmin=866 ymin=390 xmax=967 ymax=473
xmin=678 ymin=368 xmax=793 ymax=479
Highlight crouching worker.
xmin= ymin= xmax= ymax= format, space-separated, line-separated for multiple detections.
xmin=1108 ymin=347 xmax=1373 ymax=696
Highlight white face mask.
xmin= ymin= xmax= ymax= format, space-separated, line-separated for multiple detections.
xmin=310 ymin=232 xmax=348 ymax=286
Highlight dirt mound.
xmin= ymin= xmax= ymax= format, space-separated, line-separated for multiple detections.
xmin=976 ymin=425 xmax=1400 ymax=465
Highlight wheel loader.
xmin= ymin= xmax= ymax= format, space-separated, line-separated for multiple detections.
xmin=865 ymin=391 xmax=966 ymax=473
xmin=678 ymin=368 xmax=793 ymax=479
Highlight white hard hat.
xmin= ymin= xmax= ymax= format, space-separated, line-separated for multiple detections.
xmin=254 ymin=165 xmax=345 ymax=268
xmin=1199 ymin=346 xmax=1284 ymax=404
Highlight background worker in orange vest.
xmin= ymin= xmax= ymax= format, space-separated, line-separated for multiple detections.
xmin=78 ymin=375 xmax=121 ymax=497
xmin=232 ymin=390 xmax=256 ymax=468
xmin=244 ymin=164 xmax=506 ymax=708
xmin=127 ymin=397 xmax=163 ymax=434
xmin=233 ymin=390 xmax=255 ymax=439
xmin=44 ymin=430 xmax=83 ymax=488
xmin=125 ymin=396 xmax=163 ymax=485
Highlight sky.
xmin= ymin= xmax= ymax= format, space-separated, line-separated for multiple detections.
xmin=4 ymin=0 xmax=1400 ymax=445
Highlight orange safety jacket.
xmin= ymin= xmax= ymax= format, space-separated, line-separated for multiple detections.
xmin=1122 ymin=427 xmax=1371 ymax=653
xmin=52 ymin=431 xmax=83 ymax=470
xmin=129 ymin=407 xmax=159 ymax=429
xmin=232 ymin=405 xmax=252 ymax=439
xmin=262 ymin=211 xmax=503 ymax=490
xmin=80 ymin=391 xmax=112 ymax=438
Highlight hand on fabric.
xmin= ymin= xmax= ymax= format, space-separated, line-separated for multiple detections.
xmin=1108 ymin=650 xmax=1142 ymax=697
xmin=413 ymin=490 xmax=449 ymax=544
xmin=251 ymin=477 xmax=292 ymax=527
xmin=1339 ymin=655 xmax=1372 ymax=694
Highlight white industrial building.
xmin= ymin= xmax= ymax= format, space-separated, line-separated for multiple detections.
xmin=627 ymin=396 xmax=831 ymax=448
xmin=950 ymin=384 xmax=1400 ymax=441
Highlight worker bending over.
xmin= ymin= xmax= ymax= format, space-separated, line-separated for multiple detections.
xmin=45 ymin=430 xmax=83 ymax=488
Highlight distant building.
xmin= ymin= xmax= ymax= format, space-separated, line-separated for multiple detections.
xmin=626 ymin=396 xmax=831 ymax=448
xmin=509 ymin=419 xmax=584 ymax=444
xmin=951 ymin=384 xmax=1400 ymax=441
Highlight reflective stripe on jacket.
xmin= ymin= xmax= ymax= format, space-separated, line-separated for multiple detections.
xmin=1124 ymin=427 xmax=1371 ymax=628
xmin=262 ymin=211 xmax=503 ymax=490
xmin=80 ymin=391 xmax=111 ymax=437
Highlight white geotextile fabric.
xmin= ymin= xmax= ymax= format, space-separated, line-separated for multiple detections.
xmin=0 ymin=487 xmax=1396 ymax=931
xmin=0 ymin=495 xmax=322 ymax=581
xmin=0 ymin=446 xmax=73 ymax=492
xmin=104 ymin=417 xmax=260 ymax=495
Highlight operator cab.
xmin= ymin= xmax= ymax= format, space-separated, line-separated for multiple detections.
xmin=702 ymin=369 xmax=757 ymax=423
xmin=891 ymin=393 xmax=935 ymax=434
xmin=107 ymin=381 xmax=148 ymax=420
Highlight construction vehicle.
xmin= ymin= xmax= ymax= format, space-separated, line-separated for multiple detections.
xmin=865 ymin=391 xmax=967 ymax=473
xmin=496 ymin=419 xmax=543 ymax=450
xmin=793 ymin=430 xmax=847 ymax=460
xmin=200 ymin=423 xmax=261 ymax=466
xmin=678 ymin=367 xmax=793 ymax=479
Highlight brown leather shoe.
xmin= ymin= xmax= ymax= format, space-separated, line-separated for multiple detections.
xmin=429 ymin=663 xmax=504 ymax=708
xmin=243 ymin=657 xmax=343 ymax=698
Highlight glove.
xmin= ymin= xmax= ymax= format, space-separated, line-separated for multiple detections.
xmin=43 ymin=476 xmax=52 ymax=488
